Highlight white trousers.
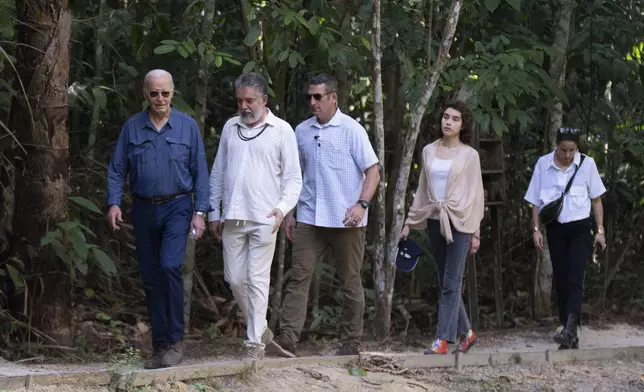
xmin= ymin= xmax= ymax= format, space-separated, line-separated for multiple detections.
xmin=222 ymin=220 xmax=277 ymax=348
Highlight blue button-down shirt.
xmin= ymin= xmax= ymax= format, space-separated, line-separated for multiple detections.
xmin=107 ymin=109 xmax=210 ymax=212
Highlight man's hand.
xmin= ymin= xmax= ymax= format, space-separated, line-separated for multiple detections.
xmin=191 ymin=213 xmax=206 ymax=240
xmin=533 ymin=231 xmax=544 ymax=251
xmin=209 ymin=221 xmax=222 ymax=242
xmin=267 ymin=208 xmax=285 ymax=234
xmin=107 ymin=205 xmax=123 ymax=231
xmin=285 ymin=214 xmax=296 ymax=242
xmin=343 ymin=203 xmax=366 ymax=227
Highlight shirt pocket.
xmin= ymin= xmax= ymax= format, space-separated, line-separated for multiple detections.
xmin=166 ymin=138 xmax=191 ymax=163
xmin=328 ymin=145 xmax=352 ymax=170
xmin=128 ymin=140 xmax=152 ymax=164
xmin=569 ymin=185 xmax=588 ymax=209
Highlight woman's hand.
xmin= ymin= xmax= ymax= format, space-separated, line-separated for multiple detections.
xmin=400 ymin=224 xmax=410 ymax=240
xmin=470 ymin=235 xmax=480 ymax=255
xmin=533 ymin=231 xmax=544 ymax=251
xmin=595 ymin=233 xmax=606 ymax=251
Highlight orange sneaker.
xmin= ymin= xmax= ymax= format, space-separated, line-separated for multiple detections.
xmin=453 ymin=329 xmax=476 ymax=354
xmin=424 ymin=338 xmax=448 ymax=355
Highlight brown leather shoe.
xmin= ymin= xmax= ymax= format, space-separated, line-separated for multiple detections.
xmin=144 ymin=347 xmax=167 ymax=369
xmin=161 ymin=340 xmax=186 ymax=367
xmin=266 ymin=334 xmax=296 ymax=358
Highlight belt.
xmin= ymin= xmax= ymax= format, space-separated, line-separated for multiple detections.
xmin=134 ymin=192 xmax=191 ymax=205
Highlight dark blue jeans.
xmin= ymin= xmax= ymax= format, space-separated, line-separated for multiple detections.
xmin=427 ymin=219 xmax=472 ymax=343
xmin=132 ymin=195 xmax=192 ymax=349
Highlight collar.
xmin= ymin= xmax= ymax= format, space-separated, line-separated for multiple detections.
xmin=235 ymin=108 xmax=277 ymax=129
xmin=548 ymin=150 xmax=581 ymax=171
xmin=312 ymin=107 xmax=343 ymax=129
xmin=140 ymin=105 xmax=177 ymax=130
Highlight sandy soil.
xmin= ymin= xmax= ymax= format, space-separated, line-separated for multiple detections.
xmin=11 ymin=359 xmax=644 ymax=392
xmin=3 ymin=322 xmax=644 ymax=391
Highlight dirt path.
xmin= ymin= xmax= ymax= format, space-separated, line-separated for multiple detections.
xmin=3 ymin=322 xmax=644 ymax=391
xmin=12 ymin=358 xmax=644 ymax=392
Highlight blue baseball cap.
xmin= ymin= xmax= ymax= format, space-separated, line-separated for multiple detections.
xmin=396 ymin=239 xmax=424 ymax=272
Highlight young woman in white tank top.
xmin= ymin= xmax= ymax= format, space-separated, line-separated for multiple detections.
xmin=401 ymin=101 xmax=485 ymax=355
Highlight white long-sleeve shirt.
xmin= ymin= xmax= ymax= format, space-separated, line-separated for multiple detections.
xmin=208 ymin=109 xmax=302 ymax=225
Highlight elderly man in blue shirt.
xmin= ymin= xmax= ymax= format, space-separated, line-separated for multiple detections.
xmin=106 ymin=69 xmax=209 ymax=369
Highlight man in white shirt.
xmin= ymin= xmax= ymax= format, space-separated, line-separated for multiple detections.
xmin=270 ymin=73 xmax=380 ymax=357
xmin=208 ymin=72 xmax=302 ymax=360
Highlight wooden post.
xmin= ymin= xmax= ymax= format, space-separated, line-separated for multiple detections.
xmin=468 ymin=129 xmax=506 ymax=329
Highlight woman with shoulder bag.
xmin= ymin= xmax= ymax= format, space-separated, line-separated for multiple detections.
xmin=400 ymin=100 xmax=485 ymax=355
xmin=524 ymin=127 xmax=607 ymax=349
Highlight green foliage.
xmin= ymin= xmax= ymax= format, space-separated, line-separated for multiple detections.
xmin=40 ymin=197 xmax=117 ymax=279
xmin=449 ymin=31 xmax=566 ymax=136
xmin=0 ymin=257 xmax=25 ymax=295
xmin=154 ymin=38 xmax=241 ymax=68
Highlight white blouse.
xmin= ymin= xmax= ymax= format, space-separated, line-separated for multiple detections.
xmin=430 ymin=158 xmax=453 ymax=201
xmin=524 ymin=151 xmax=606 ymax=224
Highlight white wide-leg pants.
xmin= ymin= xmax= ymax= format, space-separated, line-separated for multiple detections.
xmin=222 ymin=219 xmax=277 ymax=347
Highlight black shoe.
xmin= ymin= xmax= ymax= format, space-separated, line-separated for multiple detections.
xmin=554 ymin=314 xmax=579 ymax=349
xmin=144 ymin=347 xmax=167 ymax=369
xmin=161 ymin=340 xmax=186 ymax=367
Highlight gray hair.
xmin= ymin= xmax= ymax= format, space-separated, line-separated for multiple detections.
xmin=309 ymin=73 xmax=337 ymax=93
xmin=144 ymin=69 xmax=174 ymax=89
xmin=234 ymin=72 xmax=268 ymax=97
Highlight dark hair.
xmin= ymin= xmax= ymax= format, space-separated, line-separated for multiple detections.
xmin=235 ymin=72 xmax=269 ymax=96
xmin=555 ymin=127 xmax=581 ymax=144
xmin=441 ymin=100 xmax=473 ymax=144
xmin=309 ymin=73 xmax=338 ymax=93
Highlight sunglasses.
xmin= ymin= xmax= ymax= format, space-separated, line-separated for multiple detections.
xmin=148 ymin=90 xmax=171 ymax=98
xmin=558 ymin=127 xmax=581 ymax=134
xmin=306 ymin=92 xmax=332 ymax=101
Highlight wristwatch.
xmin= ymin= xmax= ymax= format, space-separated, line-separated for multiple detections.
xmin=597 ymin=225 xmax=605 ymax=235
xmin=195 ymin=211 xmax=206 ymax=217
xmin=533 ymin=225 xmax=540 ymax=233
xmin=357 ymin=200 xmax=369 ymax=209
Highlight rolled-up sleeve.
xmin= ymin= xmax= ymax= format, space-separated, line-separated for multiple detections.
xmin=275 ymin=127 xmax=302 ymax=216
xmin=106 ymin=123 xmax=130 ymax=207
xmin=524 ymin=160 xmax=543 ymax=207
xmin=587 ymin=158 xmax=607 ymax=199
xmin=350 ymin=126 xmax=379 ymax=172
xmin=191 ymin=123 xmax=210 ymax=212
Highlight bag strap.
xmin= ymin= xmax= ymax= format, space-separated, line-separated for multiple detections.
xmin=563 ymin=154 xmax=586 ymax=194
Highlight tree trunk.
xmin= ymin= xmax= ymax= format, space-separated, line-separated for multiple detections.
xmin=184 ymin=0 xmax=216 ymax=332
xmin=371 ymin=0 xmax=388 ymax=339
xmin=86 ymin=0 xmax=107 ymax=162
xmin=534 ymin=0 xmax=574 ymax=319
xmin=378 ymin=0 xmax=462 ymax=338
xmin=9 ymin=0 xmax=72 ymax=344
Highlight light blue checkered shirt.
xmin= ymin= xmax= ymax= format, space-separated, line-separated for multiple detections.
xmin=295 ymin=108 xmax=379 ymax=228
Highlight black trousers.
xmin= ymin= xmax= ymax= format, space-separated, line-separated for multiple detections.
xmin=546 ymin=218 xmax=591 ymax=326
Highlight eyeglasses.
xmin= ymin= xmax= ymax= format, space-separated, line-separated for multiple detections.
xmin=558 ymin=127 xmax=581 ymax=134
xmin=306 ymin=92 xmax=332 ymax=101
xmin=148 ymin=90 xmax=171 ymax=98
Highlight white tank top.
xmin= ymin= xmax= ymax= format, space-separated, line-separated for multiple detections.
xmin=430 ymin=158 xmax=453 ymax=201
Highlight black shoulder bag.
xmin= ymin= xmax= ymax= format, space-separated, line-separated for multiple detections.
xmin=539 ymin=155 xmax=586 ymax=225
